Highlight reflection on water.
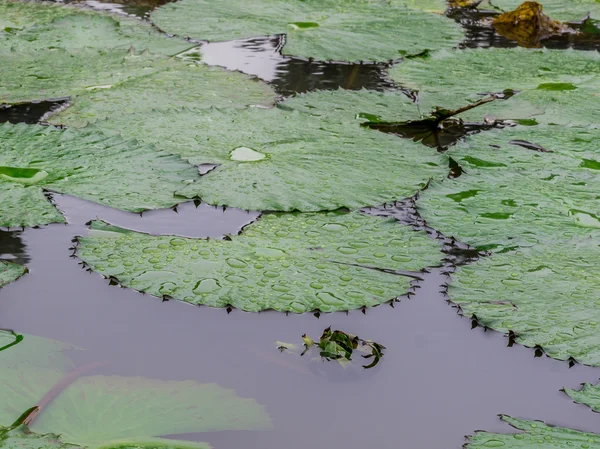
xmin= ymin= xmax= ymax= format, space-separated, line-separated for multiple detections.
xmin=0 ymin=230 xmax=29 ymax=265
xmin=0 ymin=99 xmax=68 ymax=125
xmin=199 ymin=36 xmax=397 ymax=97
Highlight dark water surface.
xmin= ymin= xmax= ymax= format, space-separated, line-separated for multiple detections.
xmin=2 ymin=2 xmax=600 ymax=449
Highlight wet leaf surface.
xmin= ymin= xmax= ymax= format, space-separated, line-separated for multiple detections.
xmin=467 ymin=415 xmax=600 ymax=449
xmin=150 ymin=0 xmax=464 ymax=62
xmin=77 ymin=211 xmax=442 ymax=313
xmin=0 ymin=260 xmax=27 ymax=289
xmin=565 ymin=382 xmax=600 ymax=412
xmin=0 ymin=123 xmax=205 ymax=228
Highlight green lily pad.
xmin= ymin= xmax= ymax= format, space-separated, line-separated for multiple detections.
xmin=417 ymin=126 xmax=600 ymax=249
xmin=565 ymin=382 xmax=600 ymax=412
xmin=0 ymin=1 xmax=75 ymax=31
xmin=1 ymin=10 xmax=193 ymax=55
xmin=47 ymin=59 xmax=275 ymax=127
xmin=389 ymin=48 xmax=600 ymax=125
xmin=64 ymin=90 xmax=445 ymax=212
xmin=0 ymin=123 xmax=205 ymax=228
xmin=31 ymin=375 xmax=271 ymax=446
xmin=0 ymin=260 xmax=26 ymax=288
xmin=466 ymin=415 xmax=600 ymax=449
xmin=480 ymin=0 xmax=600 ymax=21
xmin=150 ymin=0 xmax=464 ymax=62
xmin=0 ymin=412 xmax=81 ymax=449
xmin=77 ymin=211 xmax=443 ymax=313
xmin=450 ymin=237 xmax=600 ymax=365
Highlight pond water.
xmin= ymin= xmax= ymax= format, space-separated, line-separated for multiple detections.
xmin=2 ymin=2 xmax=600 ymax=448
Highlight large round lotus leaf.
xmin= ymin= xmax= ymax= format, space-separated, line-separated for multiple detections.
xmin=417 ymin=126 xmax=600 ymax=250
xmin=467 ymin=415 xmax=600 ymax=449
xmin=149 ymin=0 xmax=464 ymax=62
xmin=77 ymin=212 xmax=443 ymax=313
xmin=0 ymin=0 xmax=75 ymax=30
xmin=47 ymin=62 xmax=275 ymax=127
xmin=0 ymin=334 xmax=75 ymax=424
xmin=389 ymin=48 xmax=600 ymax=125
xmin=0 ymin=260 xmax=26 ymax=288
xmin=67 ymin=90 xmax=444 ymax=212
xmin=480 ymin=0 xmax=600 ymax=21
xmin=1 ymin=11 xmax=193 ymax=55
xmin=0 ymin=123 xmax=204 ymax=228
xmin=451 ymin=238 xmax=600 ymax=365
xmin=31 ymin=375 xmax=271 ymax=446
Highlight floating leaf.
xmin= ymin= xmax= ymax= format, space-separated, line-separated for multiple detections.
xmin=389 ymin=48 xmax=600 ymax=125
xmin=77 ymin=211 xmax=442 ymax=313
xmin=65 ymin=90 xmax=446 ymax=212
xmin=466 ymin=415 xmax=600 ymax=449
xmin=0 ymin=123 xmax=204 ymax=228
xmin=150 ymin=0 xmax=464 ymax=62
xmin=565 ymin=382 xmax=600 ymax=412
xmin=0 ymin=1 xmax=75 ymax=31
xmin=0 ymin=410 xmax=80 ymax=449
xmin=480 ymin=0 xmax=600 ymax=21
xmin=31 ymin=375 xmax=270 ymax=446
xmin=0 ymin=260 xmax=26 ymax=288
xmin=47 ymin=60 xmax=275 ymax=128
xmin=1 ymin=10 xmax=193 ymax=55
xmin=417 ymin=126 xmax=600 ymax=249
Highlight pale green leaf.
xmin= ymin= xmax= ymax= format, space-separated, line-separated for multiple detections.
xmin=77 ymin=211 xmax=443 ymax=313
xmin=564 ymin=382 xmax=600 ymax=412
xmin=0 ymin=422 xmax=81 ymax=449
xmin=0 ymin=260 xmax=26 ymax=288
xmin=0 ymin=123 xmax=204 ymax=228
xmin=0 ymin=1 xmax=75 ymax=30
xmin=150 ymin=0 xmax=464 ymax=62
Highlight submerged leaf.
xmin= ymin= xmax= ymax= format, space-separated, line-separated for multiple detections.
xmin=389 ymin=48 xmax=600 ymax=125
xmin=0 ymin=260 xmax=26 ymax=288
xmin=150 ymin=0 xmax=464 ymax=62
xmin=77 ymin=211 xmax=443 ymax=313
xmin=31 ymin=375 xmax=271 ymax=446
xmin=66 ymin=90 xmax=445 ymax=212
xmin=0 ymin=123 xmax=204 ymax=228
xmin=467 ymin=415 xmax=600 ymax=449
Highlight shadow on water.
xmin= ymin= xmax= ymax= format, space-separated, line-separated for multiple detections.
xmin=0 ymin=230 xmax=29 ymax=265
xmin=0 ymin=99 xmax=68 ymax=125
xmin=449 ymin=6 xmax=600 ymax=51
xmin=51 ymin=0 xmax=172 ymax=18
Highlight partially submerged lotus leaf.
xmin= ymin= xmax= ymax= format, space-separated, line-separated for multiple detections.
xmin=299 ymin=327 xmax=386 ymax=369
xmin=1 ymin=408 xmax=213 ymax=449
xmin=0 ymin=260 xmax=26 ymax=288
xmin=418 ymin=126 xmax=600 ymax=249
xmin=47 ymin=60 xmax=274 ymax=128
xmin=492 ymin=1 xmax=569 ymax=48
xmin=467 ymin=415 xmax=600 ymax=449
xmin=31 ymin=375 xmax=271 ymax=446
xmin=389 ymin=48 xmax=600 ymax=125
xmin=480 ymin=0 xmax=600 ymax=21
xmin=69 ymin=90 xmax=446 ymax=212
xmin=0 ymin=123 xmax=204 ymax=228
xmin=565 ymin=382 xmax=600 ymax=412
xmin=77 ymin=211 xmax=443 ymax=313
xmin=150 ymin=0 xmax=464 ymax=62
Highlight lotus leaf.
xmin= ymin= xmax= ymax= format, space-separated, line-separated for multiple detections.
xmin=565 ymin=382 xmax=600 ymax=412
xmin=0 ymin=260 xmax=26 ymax=288
xmin=0 ymin=330 xmax=22 ymax=353
xmin=0 ymin=335 xmax=75 ymax=425
xmin=31 ymin=375 xmax=271 ymax=445
xmin=0 ymin=1 xmax=75 ymax=30
xmin=47 ymin=61 xmax=275 ymax=128
xmin=1 ymin=11 xmax=193 ymax=55
xmin=450 ymin=237 xmax=600 ymax=365
xmin=480 ymin=0 xmax=600 ymax=21
xmin=467 ymin=415 xmax=600 ymax=449
xmin=0 ymin=123 xmax=204 ymax=228
xmin=417 ymin=126 xmax=600 ymax=250
xmin=63 ymin=90 xmax=446 ymax=212
xmin=389 ymin=48 xmax=600 ymax=125
xmin=149 ymin=0 xmax=464 ymax=62
xmin=77 ymin=211 xmax=443 ymax=313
